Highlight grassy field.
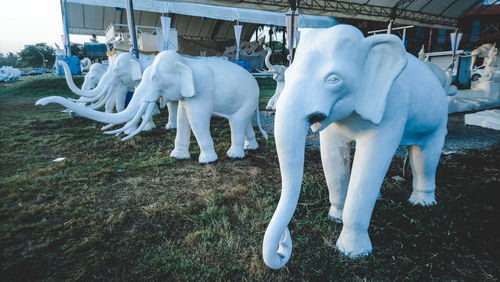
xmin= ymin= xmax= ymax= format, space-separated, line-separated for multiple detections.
xmin=0 ymin=76 xmax=499 ymax=280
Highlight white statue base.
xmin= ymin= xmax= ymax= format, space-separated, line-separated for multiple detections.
xmin=448 ymin=80 xmax=500 ymax=113
xmin=464 ymin=109 xmax=500 ymax=130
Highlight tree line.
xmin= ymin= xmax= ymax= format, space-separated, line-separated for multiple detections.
xmin=0 ymin=43 xmax=87 ymax=69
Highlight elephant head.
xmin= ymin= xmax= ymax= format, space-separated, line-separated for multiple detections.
xmin=59 ymin=52 xmax=143 ymax=109
xmin=81 ymin=63 xmax=108 ymax=91
xmin=262 ymin=25 xmax=407 ymax=269
xmin=36 ymin=50 xmax=192 ymax=141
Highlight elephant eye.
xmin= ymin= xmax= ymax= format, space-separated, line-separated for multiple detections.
xmin=326 ymin=74 xmax=341 ymax=84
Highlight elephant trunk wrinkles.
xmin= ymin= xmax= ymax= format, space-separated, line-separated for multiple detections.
xmin=59 ymin=60 xmax=108 ymax=97
xmin=263 ymin=104 xmax=309 ymax=269
xmin=35 ymin=96 xmax=138 ymax=124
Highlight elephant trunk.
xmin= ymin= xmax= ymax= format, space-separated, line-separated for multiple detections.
xmin=81 ymin=77 xmax=93 ymax=91
xmin=262 ymin=100 xmax=310 ymax=269
xmin=59 ymin=60 xmax=108 ymax=97
xmin=35 ymin=96 xmax=138 ymax=125
xmin=264 ymin=47 xmax=275 ymax=71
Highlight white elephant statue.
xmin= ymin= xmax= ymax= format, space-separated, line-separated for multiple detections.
xmin=80 ymin=57 xmax=92 ymax=72
xmin=37 ymin=50 xmax=268 ymax=163
xmin=466 ymin=43 xmax=497 ymax=72
xmin=58 ymin=52 xmax=176 ymax=131
xmin=81 ymin=62 xmax=108 ymax=91
xmin=262 ymin=25 xmax=449 ymax=269
xmin=263 ymin=47 xmax=287 ymax=110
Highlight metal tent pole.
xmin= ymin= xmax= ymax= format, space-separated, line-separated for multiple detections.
xmin=125 ymin=0 xmax=139 ymax=58
xmin=387 ymin=19 xmax=393 ymax=34
xmin=60 ymin=0 xmax=71 ymax=57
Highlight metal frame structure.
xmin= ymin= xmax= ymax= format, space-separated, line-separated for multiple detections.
xmin=180 ymin=0 xmax=485 ymax=29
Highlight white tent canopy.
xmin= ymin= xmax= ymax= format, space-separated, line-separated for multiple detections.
xmin=171 ymin=0 xmax=484 ymax=30
xmin=65 ymin=0 xmax=337 ymax=39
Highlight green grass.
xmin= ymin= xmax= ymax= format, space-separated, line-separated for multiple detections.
xmin=0 ymin=76 xmax=499 ymax=280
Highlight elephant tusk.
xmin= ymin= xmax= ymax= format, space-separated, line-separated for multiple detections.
xmin=101 ymin=123 xmax=116 ymax=131
xmin=88 ymin=89 xmax=114 ymax=110
xmin=68 ymin=86 xmax=109 ymax=103
xmin=104 ymin=102 xmax=147 ymax=135
xmin=121 ymin=103 xmax=155 ymax=141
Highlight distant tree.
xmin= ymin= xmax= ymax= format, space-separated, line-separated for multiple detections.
xmin=0 ymin=52 xmax=20 ymax=67
xmin=18 ymin=43 xmax=55 ymax=68
xmin=70 ymin=43 xmax=87 ymax=59
xmin=89 ymin=34 xmax=98 ymax=43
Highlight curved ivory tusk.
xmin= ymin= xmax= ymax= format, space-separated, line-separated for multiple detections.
xmin=59 ymin=60 xmax=108 ymax=97
xmin=121 ymin=103 xmax=155 ymax=141
xmin=104 ymin=102 xmax=147 ymax=135
xmin=68 ymin=85 xmax=110 ymax=103
xmin=101 ymin=123 xmax=116 ymax=131
xmin=88 ymin=89 xmax=114 ymax=110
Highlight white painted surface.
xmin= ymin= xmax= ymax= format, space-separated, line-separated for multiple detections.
xmin=263 ymin=25 xmax=449 ymax=269
xmin=465 ymin=109 xmax=500 ymax=130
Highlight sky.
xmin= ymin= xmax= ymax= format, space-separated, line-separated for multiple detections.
xmin=0 ymin=0 xmax=102 ymax=54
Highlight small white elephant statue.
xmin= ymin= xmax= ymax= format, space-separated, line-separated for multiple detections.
xmin=263 ymin=47 xmax=287 ymax=110
xmin=80 ymin=57 xmax=92 ymax=72
xmin=466 ymin=43 xmax=497 ymax=72
xmin=58 ymin=52 xmax=176 ymax=131
xmin=262 ymin=25 xmax=449 ymax=269
xmin=37 ymin=51 xmax=268 ymax=163
xmin=81 ymin=62 xmax=108 ymax=91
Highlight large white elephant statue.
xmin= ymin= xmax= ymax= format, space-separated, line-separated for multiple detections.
xmin=37 ymin=50 xmax=267 ymax=163
xmin=262 ymin=25 xmax=449 ymax=269
xmin=264 ymin=47 xmax=287 ymax=110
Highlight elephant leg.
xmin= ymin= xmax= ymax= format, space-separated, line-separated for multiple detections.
xmin=185 ymin=106 xmax=217 ymax=163
xmin=336 ymin=133 xmax=401 ymax=258
xmin=141 ymin=105 xmax=158 ymax=132
xmin=165 ymin=101 xmax=178 ymax=130
xmin=408 ymin=132 xmax=445 ymax=205
xmin=104 ymin=93 xmax=115 ymax=113
xmin=244 ymin=121 xmax=258 ymax=150
xmin=115 ymin=90 xmax=126 ymax=112
xmin=320 ymin=125 xmax=352 ymax=223
xmin=266 ymin=94 xmax=278 ymax=110
xmin=227 ymin=119 xmax=247 ymax=159
xmin=170 ymin=103 xmax=191 ymax=159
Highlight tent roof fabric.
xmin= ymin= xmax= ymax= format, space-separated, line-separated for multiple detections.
xmin=65 ymin=0 xmax=482 ymax=39
xmin=65 ymin=0 xmax=337 ymax=41
xmin=176 ymin=0 xmax=484 ymax=29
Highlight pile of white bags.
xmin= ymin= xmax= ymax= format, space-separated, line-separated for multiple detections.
xmin=0 ymin=66 xmax=21 ymax=82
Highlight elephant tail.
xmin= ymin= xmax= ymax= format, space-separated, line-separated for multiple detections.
xmin=255 ymin=105 xmax=268 ymax=140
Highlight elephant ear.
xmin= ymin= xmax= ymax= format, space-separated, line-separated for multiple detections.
xmin=176 ymin=61 xmax=195 ymax=98
xmin=130 ymin=59 xmax=142 ymax=81
xmin=355 ymin=34 xmax=407 ymax=125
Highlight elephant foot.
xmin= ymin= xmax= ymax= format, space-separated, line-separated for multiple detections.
xmin=143 ymin=121 xmax=156 ymax=132
xmin=199 ymin=151 xmax=218 ymax=163
xmin=328 ymin=206 xmax=343 ymax=223
xmin=170 ymin=148 xmax=190 ymax=159
xmin=409 ymin=191 xmax=436 ymax=206
xmin=336 ymin=229 xmax=372 ymax=258
xmin=165 ymin=122 xmax=177 ymax=130
xmin=244 ymin=139 xmax=259 ymax=150
xmin=227 ymin=147 xmax=245 ymax=159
